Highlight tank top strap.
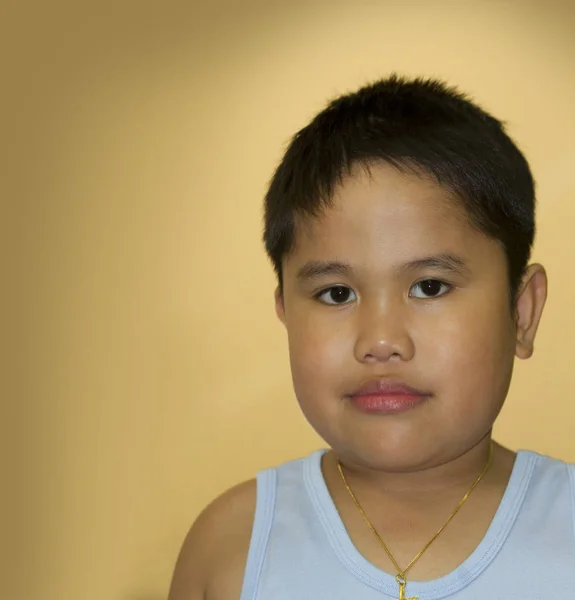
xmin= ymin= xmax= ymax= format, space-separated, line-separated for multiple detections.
xmin=569 ymin=461 xmax=575 ymax=543
xmin=239 ymin=467 xmax=277 ymax=600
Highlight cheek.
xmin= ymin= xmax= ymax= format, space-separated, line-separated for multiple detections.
xmin=424 ymin=299 xmax=516 ymax=405
xmin=286 ymin=311 xmax=350 ymax=396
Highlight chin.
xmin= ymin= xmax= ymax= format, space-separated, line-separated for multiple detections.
xmin=323 ymin=428 xmax=454 ymax=472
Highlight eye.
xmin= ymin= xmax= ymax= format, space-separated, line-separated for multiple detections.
xmin=316 ymin=285 xmax=357 ymax=305
xmin=409 ymin=279 xmax=452 ymax=299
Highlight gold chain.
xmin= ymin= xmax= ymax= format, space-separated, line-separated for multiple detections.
xmin=337 ymin=442 xmax=493 ymax=596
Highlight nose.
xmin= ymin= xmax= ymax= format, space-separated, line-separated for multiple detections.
xmin=353 ymin=299 xmax=415 ymax=364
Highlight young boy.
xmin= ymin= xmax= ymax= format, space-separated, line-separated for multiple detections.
xmin=168 ymin=75 xmax=575 ymax=599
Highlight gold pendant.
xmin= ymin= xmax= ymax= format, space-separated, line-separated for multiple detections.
xmin=397 ymin=578 xmax=418 ymax=600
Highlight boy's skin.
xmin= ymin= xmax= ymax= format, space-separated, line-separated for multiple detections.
xmin=168 ymin=163 xmax=547 ymax=600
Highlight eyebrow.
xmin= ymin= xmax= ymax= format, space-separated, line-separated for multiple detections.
xmin=296 ymin=253 xmax=469 ymax=282
xmin=397 ymin=253 xmax=470 ymax=276
xmin=296 ymin=260 xmax=352 ymax=282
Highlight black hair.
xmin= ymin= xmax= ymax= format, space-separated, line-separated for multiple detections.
xmin=263 ymin=74 xmax=535 ymax=299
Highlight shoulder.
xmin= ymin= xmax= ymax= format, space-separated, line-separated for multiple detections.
xmin=523 ymin=449 xmax=575 ymax=506
xmin=526 ymin=449 xmax=575 ymax=474
xmin=566 ymin=459 xmax=575 ymax=505
xmin=168 ymin=478 xmax=257 ymax=600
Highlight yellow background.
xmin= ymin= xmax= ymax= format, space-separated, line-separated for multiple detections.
xmin=4 ymin=1 xmax=575 ymax=599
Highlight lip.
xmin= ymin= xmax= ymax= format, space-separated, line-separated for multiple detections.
xmin=347 ymin=379 xmax=431 ymax=415
xmin=349 ymin=378 xmax=430 ymax=397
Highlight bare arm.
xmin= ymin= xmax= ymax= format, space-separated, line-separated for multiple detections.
xmin=168 ymin=479 xmax=257 ymax=600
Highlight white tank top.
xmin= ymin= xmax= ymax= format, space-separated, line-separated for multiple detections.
xmin=239 ymin=449 xmax=575 ymax=599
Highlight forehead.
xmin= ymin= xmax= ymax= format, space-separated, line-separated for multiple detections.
xmin=287 ymin=162 xmax=492 ymax=268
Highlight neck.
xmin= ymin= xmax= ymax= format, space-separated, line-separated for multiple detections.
xmin=329 ymin=436 xmax=509 ymax=504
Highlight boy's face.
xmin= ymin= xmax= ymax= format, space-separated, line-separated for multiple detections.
xmin=276 ymin=163 xmax=546 ymax=471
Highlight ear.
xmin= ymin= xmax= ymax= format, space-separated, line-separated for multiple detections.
xmin=275 ymin=286 xmax=287 ymax=326
xmin=515 ymin=263 xmax=548 ymax=360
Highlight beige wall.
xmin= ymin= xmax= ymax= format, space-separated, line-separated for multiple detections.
xmin=4 ymin=1 xmax=575 ymax=598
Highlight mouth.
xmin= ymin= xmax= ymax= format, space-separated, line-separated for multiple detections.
xmin=346 ymin=379 xmax=432 ymax=415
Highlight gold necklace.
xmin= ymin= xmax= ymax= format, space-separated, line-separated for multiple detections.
xmin=337 ymin=442 xmax=493 ymax=600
